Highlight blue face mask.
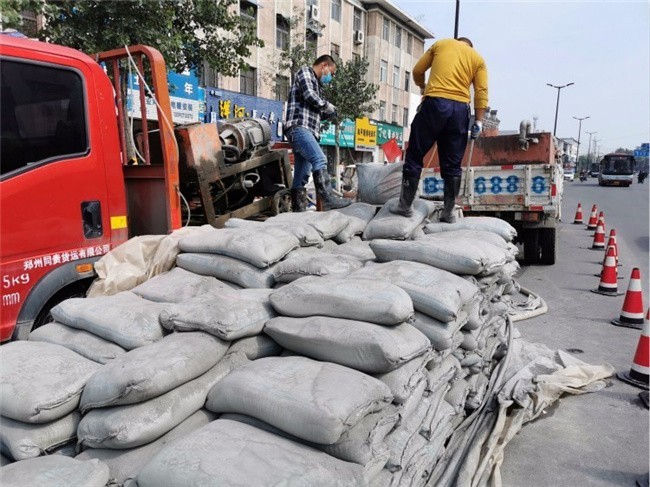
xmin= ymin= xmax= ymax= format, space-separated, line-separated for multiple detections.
xmin=320 ymin=71 xmax=333 ymax=85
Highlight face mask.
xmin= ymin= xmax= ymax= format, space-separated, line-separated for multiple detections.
xmin=320 ymin=71 xmax=333 ymax=85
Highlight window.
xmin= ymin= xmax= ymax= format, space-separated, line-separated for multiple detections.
xmin=379 ymin=101 xmax=386 ymax=121
xmin=331 ymin=43 xmax=340 ymax=59
xmin=202 ymin=64 xmax=218 ymax=88
xmin=353 ymin=52 xmax=361 ymax=63
xmin=275 ymin=75 xmax=289 ymax=102
xmin=353 ymin=8 xmax=362 ymax=31
xmin=403 ymin=108 xmax=409 ymax=127
xmin=331 ymin=0 xmax=341 ymax=22
xmin=240 ymin=1 xmax=257 ymax=23
xmin=276 ymin=15 xmax=290 ymax=51
xmin=306 ymin=0 xmax=318 ymax=5
xmin=382 ymin=18 xmax=390 ymax=41
xmin=404 ymin=71 xmax=410 ymax=92
xmin=394 ymin=26 xmax=402 ymax=48
xmin=407 ymin=33 xmax=413 ymax=54
xmin=379 ymin=60 xmax=387 ymax=82
xmin=306 ymin=31 xmax=318 ymax=60
xmin=391 ymin=104 xmax=398 ymax=123
xmin=1 ymin=60 xmax=88 ymax=176
xmin=240 ymin=67 xmax=257 ymax=96
xmin=393 ymin=66 xmax=399 ymax=88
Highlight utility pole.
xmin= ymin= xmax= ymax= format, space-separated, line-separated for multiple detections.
xmin=586 ymin=131 xmax=597 ymax=170
xmin=573 ymin=115 xmax=590 ymax=170
xmin=547 ymin=82 xmax=574 ymax=137
xmin=454 ymin=0 xmax=460 ymax=39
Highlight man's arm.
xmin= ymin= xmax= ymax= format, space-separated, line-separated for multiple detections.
xmin=473 ymin=61 xmax=488 ymax=119
xmin=296 ymin=68 xmax=328 ymax=110
xmin=412 ymin=45 xmax=435 ymax=89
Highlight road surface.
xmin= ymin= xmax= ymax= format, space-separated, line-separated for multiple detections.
xmin=501 ymin=178 xmax=649 ymax=486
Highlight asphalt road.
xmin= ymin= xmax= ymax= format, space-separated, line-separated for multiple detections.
xmin=501 ymin=178 xmax=649 ymax=487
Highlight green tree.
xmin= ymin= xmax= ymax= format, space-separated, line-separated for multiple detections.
xmin=323 ymin=56 xmax=378 ymax=190
xmin=1 ymin=0 xmax=263 ymax=76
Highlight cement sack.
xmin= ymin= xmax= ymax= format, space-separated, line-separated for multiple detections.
xmin=420 ymin=228 xmax=508 ymax=248
xmin=420 ymin=387 xmax=455 ymax=441
xmin=269 ymin=276 xmax=413 ymax=326
xmin=0 ymin=454 xmax=11 ymax=466
xmin=226 ymin=334 xmax=282 ymax=360
xmin=461 ymin=329 xmax=479 ymax=351
xmin=29 ymin=322 xmax=126 ymax=365
xmin=223 ymin=408 xmax=398 ymax=481
xmin=411 ymin=311 xmax=467 ymax=351
xmin=1 ymin=411 xmax=80 ymax=461
xmin=374 ymin=352 xmax=433 ymax=404
xmin=75 ymin=410 xmax=216 ymax=487
xmin=224 ymin=217 xmax=324 ymax=247
xmin=370 ymin=238 xmax=507 ymax=276
xmin=266 ymin=211 xmax=350 ymax=240
xmin=445 ymin=379 xmax=470 ymax=414
xmin=0 ymin=455 xmax=109 ymax=487
xmin=357 ymin=161 xmax=404 ymax=205
xmin=272 ymin=252 xmax=363 ymax=283
xmin=330 ymin=239 xmax=377 ymax=262
xmin=135 ymin=419 xmax=367 ymax=487
xmin=333 ymin=202 xmax=377 ymax=243
xmin=130 ymin=267 xmax=231 ymax=303
xmin=397 ymin=376 xmax=428 ymax=422
xmin=206 ymin=356 xmax=392 ymax=445
xmin=264 ymin=316 xmax=431 ymax=373
xmin=50 ymin=292 xmax=169 ymax=350
xmin=462 ymin=297 xmax=487 ymax=331
xmin=385 ymin=398 xmax=430 ymax=471
xmin=77 ymin=353 xmax=248 ymax=450
xmin=321 ymin=238 xmax=341 ymax=251
xmin=0 ymin=342 xmax=101 ymax=423
xmin=159 ymin=288 xmax=275 ymax=340
xmin=362 ymin=198 xmax=430 ymax=241
xmin=177 ymin=226 xmax=300 ymax=268
xmin=176 ymin=252 xmax=275 ymax=288
xmin=465 ymin=372 xmax=490 ymax=411
xmin=350 ymin=261 xmax=480 ymax=322
xmin=80 ymin=332 xmax=228 ymax=412
xmin=423 ymin=216 xmax=517 ymax=242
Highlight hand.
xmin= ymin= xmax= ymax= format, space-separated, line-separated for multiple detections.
xmin=470 ymin=121 xmax=483 ymax=140
xmin=323 ymin=102 xmax=337 ymax=116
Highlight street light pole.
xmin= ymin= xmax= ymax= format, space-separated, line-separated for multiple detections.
xmin=585 ymin=131 xmax=597 ymax=169
xmin=573 ymin=116 xmax=590 ymax=170
xmin=547 ymin=82 xmax=574 ymax=137
xmin=454 ymin=0 xmax=460 ymax=39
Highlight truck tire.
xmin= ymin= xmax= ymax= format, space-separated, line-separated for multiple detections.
xmin=32 ymin=278 xmax=94 ymax=332
xmin=540 ymin=228 xmax=557 ymax=265
xmin=523 ymin=229 xmax=541 ymax=265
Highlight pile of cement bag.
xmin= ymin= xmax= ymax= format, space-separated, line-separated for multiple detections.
xmin=0 ymin=202 xmax=571 ymax=486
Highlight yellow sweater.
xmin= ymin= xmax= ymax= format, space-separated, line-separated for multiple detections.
xmin=413 ymin=38 xmax=488 ymax=110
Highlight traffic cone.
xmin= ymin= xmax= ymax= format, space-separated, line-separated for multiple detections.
xmin=601 ymin=230 xmax=620 ymax=266
xmin=591 ymin=246 xmax=623 ymax=295
xmin=612 ymin=269 xmax=645 ymax=329
xmin=590 ymin=221 xmax=606 ymax=250
xmin=597 ymin=211 xmax=606 ymax=234
xmin=617 ymin=314 xmax=649 ymax=390
xmin=573 ymin=203 xmax=583 ymax=224
xmin=586 ymin=205 xmax=598 ymax=229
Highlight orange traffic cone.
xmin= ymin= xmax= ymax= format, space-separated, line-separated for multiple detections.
xmin=597 ymin=211 xmax=606 ymax=234
xmin=612 ymin=268 xmax=645 ymax=329
xmin=591 ymin=221 xmax=606 ymax=250
xmin=591 ymin=246 xmax=623 ymax=296
xmin=617 ymin=314 xmax=649 ymax=390
xmin=601 ymin=230 xmax=620 ymax=266
xmin=586 ymin=204 xmax=598 ymax=230
xmin=573 ymin=203 xmax=583 ymax=224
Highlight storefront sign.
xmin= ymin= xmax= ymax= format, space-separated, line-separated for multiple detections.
xmin=320 ymin=119 xmax=355 ymax=147
xmin=355 ymin=117 xmax=377 ymax=151
xmin=377 ymin=122 xmax=404 ymax=146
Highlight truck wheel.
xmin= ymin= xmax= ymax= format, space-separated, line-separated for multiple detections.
xmin=32 ymin=279 xmax=93 ymax=332
xmin=271 ymin=189 xmax=292 ymax=215
xmin=540 ymin=228 xmax=557 ymax=265
xmin=523 ymin=229 xmax=541 ymax=265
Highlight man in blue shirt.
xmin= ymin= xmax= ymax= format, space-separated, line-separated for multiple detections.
xmin=285 ymin=55 xmax=351 ymax=211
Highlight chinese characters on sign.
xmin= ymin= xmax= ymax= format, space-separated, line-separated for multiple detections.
xmin=355 ymin=117 xmax=377 ymax=151
xmin=22 ymin=245 xmax=109 ymax=271
xmin=376 ymin=122 xmax=404 ymax=146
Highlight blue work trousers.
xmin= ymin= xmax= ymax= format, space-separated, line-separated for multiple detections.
xmin=287 ymin=127 xmax=327 ymax=189
xmin=404 ymin=97 xmax=470 ymax=180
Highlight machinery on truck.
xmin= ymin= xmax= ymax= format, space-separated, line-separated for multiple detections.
xmin=0 ymin=36 xmax=293 ymax=342
xmin=597 ymin=153 xmax=635 ymax=187
xmin=419 ymin=125 xmax=563 ymax=265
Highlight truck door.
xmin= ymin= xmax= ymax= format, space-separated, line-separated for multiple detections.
xmin=0 ymin=51 xmax=112 ymax=340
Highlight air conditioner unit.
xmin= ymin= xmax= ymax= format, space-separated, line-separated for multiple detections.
xmin=309 ymin=5 xmax=320 ymax=21
xmin=354 ymin=30 xmax=364 ymax=45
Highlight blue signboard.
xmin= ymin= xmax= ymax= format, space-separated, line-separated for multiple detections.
xmin=204 ymin=88 xmax=285 ymax=141
xmin=320 ymin=119 xmax=355 ymax=147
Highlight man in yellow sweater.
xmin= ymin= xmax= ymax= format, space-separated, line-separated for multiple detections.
xmin=391 ymin=37 xmax=488 ymax=222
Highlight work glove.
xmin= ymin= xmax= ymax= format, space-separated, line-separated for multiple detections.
xmin=470 ymin=121 xmax=483 ymax=140
xmin=323 ymin=102 xmax=337 ymax=116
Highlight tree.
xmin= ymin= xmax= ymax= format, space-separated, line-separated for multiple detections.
xmin=323 ymin=56 xmax=378 ymax=190
xmin=1 ymin=0 xmax=263 ymax=77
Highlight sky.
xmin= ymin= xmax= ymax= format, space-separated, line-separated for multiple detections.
xmin=393 ymin=0 xmax=650 ymax=154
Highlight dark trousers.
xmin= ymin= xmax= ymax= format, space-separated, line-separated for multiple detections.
xmin=404 ymin=97 xmax=470 ymax=179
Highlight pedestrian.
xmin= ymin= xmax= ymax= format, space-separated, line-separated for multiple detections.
xmin=284 ymin=54 xmax=351 ymax=211
xmin=391 ymin=37 xmax=488 ymax=222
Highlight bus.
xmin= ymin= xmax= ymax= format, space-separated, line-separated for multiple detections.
xmin=598 ymin=153 xmax=635 ymax=187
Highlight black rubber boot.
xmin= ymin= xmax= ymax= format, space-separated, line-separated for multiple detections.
xmin=390 ymin=174 xmax=420 ymax=217
xmin=312 ymin=168 xmax=351 ymax=210
xmin=440 ymin=176 xmax=462 ymax=223
xmin=291 ymin=188 xmax=308 ymax=212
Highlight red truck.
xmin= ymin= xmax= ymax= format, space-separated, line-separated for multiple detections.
xmin=0 ymin=36 xmax=291 ymax=341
